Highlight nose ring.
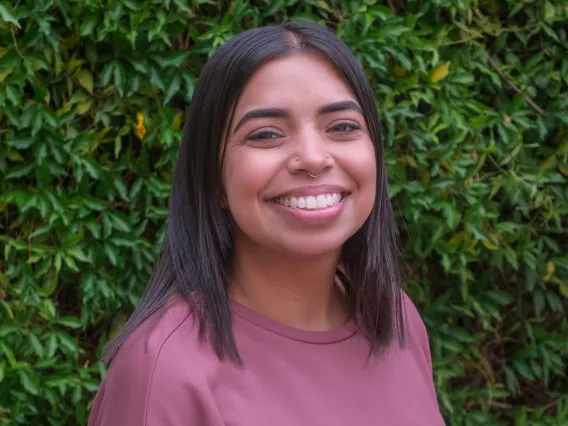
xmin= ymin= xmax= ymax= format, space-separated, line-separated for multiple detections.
xmin=296 ymin=155 xmax=330 ymax=177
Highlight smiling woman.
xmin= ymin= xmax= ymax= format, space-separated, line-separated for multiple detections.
xmin=87 ymin=20 xmax=446 ymax=426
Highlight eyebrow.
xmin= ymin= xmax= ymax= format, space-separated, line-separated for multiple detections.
xmin=231 ymin=100 xmax=364 ymax=133
xmin=317 ymin=100 xmax=364 ymax=116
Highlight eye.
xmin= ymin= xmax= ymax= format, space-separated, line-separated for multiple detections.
xmin=329 ymin=121 xmax=362 ymax=133
xmin=247 ymin=128 xmax=282 ymax=141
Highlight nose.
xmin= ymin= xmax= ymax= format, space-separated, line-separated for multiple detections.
xmin=288 ymin=128 xmax=333 ymax=176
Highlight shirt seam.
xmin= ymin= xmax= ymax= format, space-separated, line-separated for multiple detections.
xmin=232 ymin=308 xmax=358 ymax=344
xmin=143 ymin=309 xmax=193 ymax=426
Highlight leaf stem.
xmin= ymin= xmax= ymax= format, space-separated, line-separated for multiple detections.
xmin=486 ymin=54 xmax=546 ymax=116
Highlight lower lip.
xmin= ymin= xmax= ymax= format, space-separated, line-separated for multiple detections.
xmin=270 ymin=196 xmax=346 ymax=224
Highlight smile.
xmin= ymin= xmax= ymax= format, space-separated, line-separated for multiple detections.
xmin=274 ymin=193 xmax=343 ymax=210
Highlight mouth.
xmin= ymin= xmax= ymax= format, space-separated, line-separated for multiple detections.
xmin=271 ymin=192 xmax=345 ymax=211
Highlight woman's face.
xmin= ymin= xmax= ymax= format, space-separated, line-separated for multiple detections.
xmin=222 ymin=52 xmax=377 ymax=256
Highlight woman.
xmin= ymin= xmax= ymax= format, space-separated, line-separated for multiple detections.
xmin=88 ymin=20 xmax=445 ymax=425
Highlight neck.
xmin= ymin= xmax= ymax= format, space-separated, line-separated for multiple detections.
xmin=229 ymin=235 xmax=349 ymax=331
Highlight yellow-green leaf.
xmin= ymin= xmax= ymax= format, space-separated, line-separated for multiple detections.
xmin=543 ymin=261 xmax=555 ymax=281
xmin=483 ymin=240 xmax=498 ymax=251
xmin=544 ymin=1 xmax=555 ymax=20
xmin=76 ymin=100 xmax=92 ymax=115
xmin=539 ymin=155 xmax=556 ymax=171
xmin=77 ymin=69 xmax=94 ymax=94
xmin=0 ymin=67 xmax=13 ymax=83
xmin=393 ymin=65 xmax=407 ymax=77
xmin=66 ymin=58 xmax=86 ymax=74
xmin=6 ymin=150 xmax=23 ymax=161
xmin=431 ymin=61 xmax=451 ymax=83
xmin=406 ymin=155 xmax=418 ymax=168
xmin=316 ymin=0 xmax=331 ymax=11
xmin=559 ymin=282 xmax=568 ymax=298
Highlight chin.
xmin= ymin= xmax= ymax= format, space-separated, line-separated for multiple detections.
xmin=274 ymin=234 xmax=348 ymax=257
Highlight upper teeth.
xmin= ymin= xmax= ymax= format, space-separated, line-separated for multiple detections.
xmin=276 ymin=193 xmax=342 ymax=209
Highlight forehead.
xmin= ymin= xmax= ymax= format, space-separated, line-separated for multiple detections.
xmin=233 ymin=52 xmax=358 ymax=114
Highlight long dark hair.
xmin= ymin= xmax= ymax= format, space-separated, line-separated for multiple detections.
xmin=102 ymin=20 xmax=405 ymax=366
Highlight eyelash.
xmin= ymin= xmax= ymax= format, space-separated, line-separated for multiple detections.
xmin=248 ymin=129 xmax=280 ymax=141
xmin=330 ymin=121 xmax=361 ymax=133
xmin=247 ymin=122 xmax=362 ymax=141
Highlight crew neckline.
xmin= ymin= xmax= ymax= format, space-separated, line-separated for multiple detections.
xmin=229 ymin=299 xmax=359 ymax=344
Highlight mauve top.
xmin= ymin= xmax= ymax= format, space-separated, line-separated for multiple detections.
xmin=88 ymin=292 xmax=446 ymax=425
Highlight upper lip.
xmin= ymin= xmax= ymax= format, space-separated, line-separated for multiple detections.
xmin=268 ymin=185 xmax=349 ymax=199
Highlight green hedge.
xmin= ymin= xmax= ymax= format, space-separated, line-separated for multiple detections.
xmin=1 ymin=0 xmax=567 ymax=425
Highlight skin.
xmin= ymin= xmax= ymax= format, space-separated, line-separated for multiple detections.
xmin=222 ymin=52 xmax=377 ymax=330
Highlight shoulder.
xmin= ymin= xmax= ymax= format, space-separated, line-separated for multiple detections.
xmin=399 ymin=291 xmax=434 ymax=374
xmin=88 ymin=297 xmax=220 ymax=425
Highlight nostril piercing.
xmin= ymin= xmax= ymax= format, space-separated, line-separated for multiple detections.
xmin=326 ymin=155 xmax=330 ymax=159
xmin=295 ymin=157 xmax=299 ymax=162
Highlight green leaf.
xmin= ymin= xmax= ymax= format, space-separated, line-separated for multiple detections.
xmin=6 ymin=163 xmax=34 ymax=179
xmin=19 ymin=369 xmax=40 ymax=395
xmin=6 ymin=84 xmax=21 ymax=105
xmin=442 ymin=203 xmax=461 ymax=229
xmin=123 ymin=0 xmax=141 ymax=10
xmin=104 ymin=243 xmax=118 ymax=265
xmin=56 ymin=316 xmax=82 ymax=329
xmin=28 ymin=334 xmax=45 ymax=358
xmin=86 ymin=219 xmax=101 ymax=238
xmin=111 ymin=237 xmax=137 ymax=248
xmin=54 ymin=252 xmax=62 ymax=273
xmin=130 ymin=178 xmax=144 ymax=199
xmin=0 ymin=1 xmax=20 ymax=28
xmin=80 ymin=15 xmax=98 ymax=36
xmin=56 ymin=332 xmax=79 ymax=355
xmin=45 ymin=334 xmax=57 ymax=358
xmin=82 ymin=158 xmax=100 ymax=179
xmin=100 ymin=61 xmax=116 ymax=86
xmin=108 ymin=212 xmax=131 ymax=232
xmin=513 ymin=360 xmax=535 ymax=381
xmin=83 ymin=198 xmax=105 ymax=211
xmin=486 ymin=290 xmax=514 ymax=306
xmin=67 ymin=248 xmax=91 ymax=263
xmin=151 ymin=51 xmax=190 ymax=68
xmin=6 ymin=137 xmax=34 ymax=149
xmin=533 ymin=289 xmax=545 ymax=316
xmin=63 ymin=255 xmax=79 ymax=272
xmin=165 ymin=73 xmax=182 ymax=103
xmin=0 ymin=342 xmax=17 ymax=367
xmin=114 ymin=177 xmax=129 ymax=200
xmin=150 ymin=67 xmax=166 ymax=92
xmin=114 ymin=62 xmax=126 ymax=97
xmin=173 ymin=0 xmax=193 ymax=13
xmin=0 ymin=325 xmax=18 ymax=338
xmin=129 ymin=59 xmax=148 ymax=74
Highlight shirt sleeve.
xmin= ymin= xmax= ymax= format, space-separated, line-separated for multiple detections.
xmin=402 ymin=292 xmax=435 ymax=378
xmin=88 ymin=313 xmax=224 ymax=426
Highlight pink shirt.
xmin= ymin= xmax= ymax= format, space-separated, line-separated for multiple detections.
xmin=88 ymin=293 xmax=445 ymax=425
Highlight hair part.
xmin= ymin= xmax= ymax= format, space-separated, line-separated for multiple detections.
xmin=102 ymin=20 xmax=405 ymax=366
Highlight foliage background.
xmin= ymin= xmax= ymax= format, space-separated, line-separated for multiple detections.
xmin=1 ymin=0 xmax=567 ymax=424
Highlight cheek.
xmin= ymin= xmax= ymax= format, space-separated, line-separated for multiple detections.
xmin=343 ymin=140 xmax=377 ymax=191
xmin=359 ymin=143 xmax=378 ymax=183
xmin=359 ymin=148 xmax=378 ymax=208
xmin=222 ymin=149 xmax=276 ymax=206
